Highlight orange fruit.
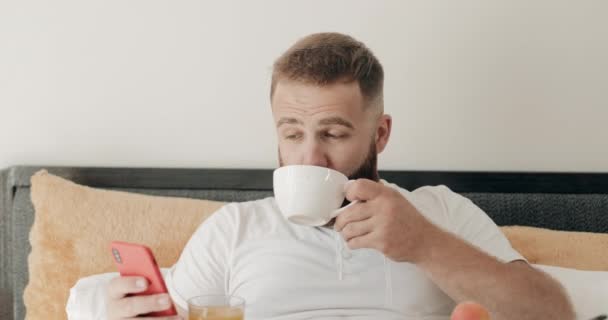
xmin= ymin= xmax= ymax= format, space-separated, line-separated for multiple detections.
xmin=451 ymin=301 xmax=491 ymax=320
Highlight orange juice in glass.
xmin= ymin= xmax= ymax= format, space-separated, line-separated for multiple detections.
xmin=188 ymin=295 xmax=245 ymax=320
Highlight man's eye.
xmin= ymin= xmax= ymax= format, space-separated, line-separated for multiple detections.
xmin=323 ymin=132 xmax=346 ymax=139
xmin=285 ymin=134 xmax=302 ymax=140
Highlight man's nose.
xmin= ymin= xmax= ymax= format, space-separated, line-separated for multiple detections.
xmin=301 ymin=141 xmax=328 ymax=167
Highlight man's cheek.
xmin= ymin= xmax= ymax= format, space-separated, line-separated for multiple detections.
xmin=327 ymin=154 xmax=354 ymax=172
xmin=278 ymin=144 xmax=297 ymax=164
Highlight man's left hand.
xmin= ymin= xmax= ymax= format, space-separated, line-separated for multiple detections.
xmin=333 ymin=179 xmax=437 ymax=263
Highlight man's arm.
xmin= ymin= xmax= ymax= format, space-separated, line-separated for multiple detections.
xmin=334 ymin=179 xmax=575 ymax=320
xmin=417 ymin=224 xmax=575 ymax=320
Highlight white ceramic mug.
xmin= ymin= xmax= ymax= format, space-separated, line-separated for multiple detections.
xmin=273 ymin=165 xmax=356 ymax=226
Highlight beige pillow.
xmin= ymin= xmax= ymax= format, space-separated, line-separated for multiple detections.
xmin=24 ymin=170 xmax=225 ymax=320
xmin=501 ymin=225 xmax=608 ymax=271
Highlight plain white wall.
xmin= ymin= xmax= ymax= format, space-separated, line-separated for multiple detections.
xmin=1 ymin=0 xmax=606 ymax=171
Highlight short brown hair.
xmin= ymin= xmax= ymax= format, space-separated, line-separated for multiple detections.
xmin=271 ymin=32 xmax=384 ymax=112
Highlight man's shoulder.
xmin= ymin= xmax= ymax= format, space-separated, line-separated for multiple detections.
xmin=206 ymin=196 xmax=281 ymax=225
xmin=382 ymin=181 xmax=469 ymax=227
xmin=223 ymin=196 xmax=279 ymax=214
xmin=195 ymin=197 xmax=289 ymax=243
xmin=382 ymin=180 xmax=456 ymax=202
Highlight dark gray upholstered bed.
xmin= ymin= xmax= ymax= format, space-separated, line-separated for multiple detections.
xmin=1 ymin=166 xmax=607 ymax=320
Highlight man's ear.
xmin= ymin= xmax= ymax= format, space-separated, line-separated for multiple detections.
xmin=375 ymin=114 xmax=392 ymax=154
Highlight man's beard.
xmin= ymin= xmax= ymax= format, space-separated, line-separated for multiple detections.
xmin=339 ymin=142 xmax=379 ymax=209
xmin=346 ymin=142 xmax=379 ymax=182
xmin=277 ymin=141 xmax=379 ymax=182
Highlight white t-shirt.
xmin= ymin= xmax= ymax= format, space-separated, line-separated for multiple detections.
xmin=164 ymin=182 xmax=523 ymax=320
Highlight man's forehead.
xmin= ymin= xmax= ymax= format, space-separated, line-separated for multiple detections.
xmin=272 ymin=80 xmax=364 ymax=112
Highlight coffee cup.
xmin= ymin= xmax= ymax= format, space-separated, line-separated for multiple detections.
xmin=273 ymin=165 xmax=356 ymax=226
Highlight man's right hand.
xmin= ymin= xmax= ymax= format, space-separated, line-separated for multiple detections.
xmin=106 ymin=276 xmax=182 ymax=319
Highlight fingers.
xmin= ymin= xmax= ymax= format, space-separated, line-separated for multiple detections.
xmin=107 ymin=276 xmax=178 ymax=319
xmin=340 ymin=218 xmax=375 ymax=242
xmin=344 ymin=179 xmax=384 ymax=202
xmin=346 ymin=231 xmax=377 ymax=250
xmin=334 ymin=202 xmax=372 ymax=232
xmin=107 ymin=276 xmax=148 ymax=300
xmin=112 ymin=293 xmax=174 ymax=318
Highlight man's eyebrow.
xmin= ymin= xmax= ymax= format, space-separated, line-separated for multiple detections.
xmin=276 ymin=117 xmax=303 ymax=127
xmin=318 ymin=117 xmax=354 ymax=129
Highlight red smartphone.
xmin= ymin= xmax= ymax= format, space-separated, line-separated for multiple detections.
xmin=109 ymin=241 xmax=177 ymax=316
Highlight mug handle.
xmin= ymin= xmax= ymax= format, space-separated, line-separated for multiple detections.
xmin=330 ymin=200 xmax=359 ymax=219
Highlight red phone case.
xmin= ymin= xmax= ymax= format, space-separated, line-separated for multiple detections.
xmin=110 ymin=241 xmax=177 ymax=316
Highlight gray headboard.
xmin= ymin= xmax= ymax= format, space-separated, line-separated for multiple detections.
xmin=1 ymin=166 xmax=608 ymax=320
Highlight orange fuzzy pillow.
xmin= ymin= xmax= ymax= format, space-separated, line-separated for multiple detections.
xmin=502 ymin=225 xmax=608 ymax=271
xmin=24 ymin=170 xmax=225 ymax=320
